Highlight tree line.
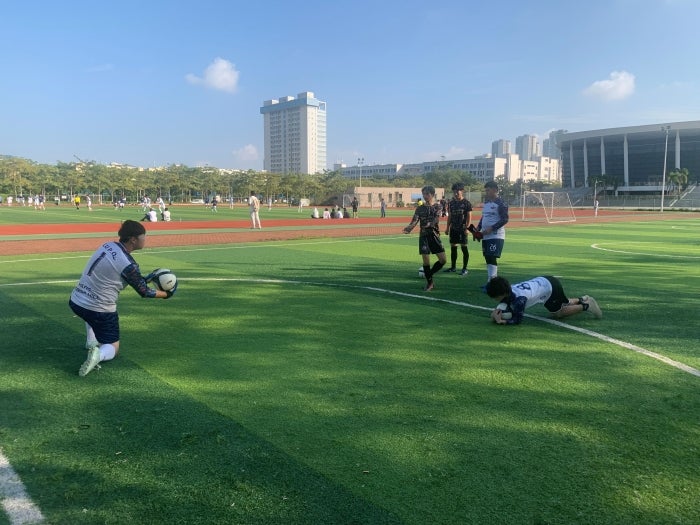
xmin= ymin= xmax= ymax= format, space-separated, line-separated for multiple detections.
xmin=0 ymin=155 xmax=560 ymax=205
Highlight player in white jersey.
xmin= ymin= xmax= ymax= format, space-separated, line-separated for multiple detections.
xmin=69 ymin=220 xmax=177 ymax=376
xmin=485 ymin=275 xmax=602 ymax=325
xmin=477 ymin=180 xmax=509 ymax=288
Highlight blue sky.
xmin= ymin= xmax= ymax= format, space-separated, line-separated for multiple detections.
xmin=2 ymin=0 xmax=699 ymax=170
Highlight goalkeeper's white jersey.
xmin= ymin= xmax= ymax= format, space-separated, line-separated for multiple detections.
xmin=70 ymin=241 xmax=133 ymax=312
xmin=511 ymin=276 xmax=553 ymax=309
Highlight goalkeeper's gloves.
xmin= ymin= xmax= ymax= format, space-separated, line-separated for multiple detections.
xmin=467 ymin=224 xmax=483 ymax=242
xmin=144 ymin=271 xmax=156 ymax=283
xmin=164 ymin=282 xmax=178 ymax=299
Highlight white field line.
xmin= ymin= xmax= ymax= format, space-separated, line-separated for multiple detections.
xmin=591 ymin=243 xmax=700 ymax=258
xmin=3 ymin=276 xmax=699 ymax=378
xmin=0 ymin=450 xmax=45 ymax=525
xmin=0 ymin=275 xmax=697 ymax=523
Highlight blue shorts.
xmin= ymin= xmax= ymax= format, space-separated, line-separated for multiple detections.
xmin=69 ymin=300 xmax=120 ymax=344
xmin=482 ymin=238 xmax=504 ymax=258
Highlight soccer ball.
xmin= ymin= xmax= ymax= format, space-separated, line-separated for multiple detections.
xmin=418 ymin=267 xmax=425 ymax=278
xmin=153 ymin=268 xmax=177 ymax=292
xmin=495 ymin=302 xmax=513 ymax=320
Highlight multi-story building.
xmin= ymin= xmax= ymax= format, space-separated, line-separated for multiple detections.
xmin=339 ymin=155 xmax=559 ymax=185
xmin=542 ymin=129 xmax=567 ymax=159
xmin=260 ymin=91 xmax=327 ymax=174
xmin=555 ymin=121 xmax=700 ymax=192
xmin=491 ymin=139 xmax=512 ymax=158
xmin=515 ymin=134 xmax=540 ymax=161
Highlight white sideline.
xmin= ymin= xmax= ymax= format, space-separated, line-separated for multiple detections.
xmin=0 ymin=450 xmax=44 ymax=524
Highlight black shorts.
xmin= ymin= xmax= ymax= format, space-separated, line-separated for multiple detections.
xmin=542 ymin=276 xmax=570 ymax=312
xmin=449 ymin=229 xmax=467 ymax=245
xmin=69 ymin=299 xmax=120 ymax=344
xmin=419 ymin=232 xmax=444 ymax=255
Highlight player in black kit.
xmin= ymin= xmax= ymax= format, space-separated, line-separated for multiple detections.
xmin=443 ymin=182 xmax=473 ymax=276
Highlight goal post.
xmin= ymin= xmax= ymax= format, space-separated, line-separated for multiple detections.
xmin=521 ymin=191 xmax=576 ymax=223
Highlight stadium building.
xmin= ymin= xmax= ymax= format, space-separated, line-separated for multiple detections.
xmin=556 ymin=121 xmax=700 ymax=193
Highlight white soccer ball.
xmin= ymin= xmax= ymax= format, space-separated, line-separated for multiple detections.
xmin=495 ymin=302 xmax=512 ymax=320
xmin=153 ymin=268 xmax=177 ymax=292
xmin=418 ymin=267 xmax=425 ymax=278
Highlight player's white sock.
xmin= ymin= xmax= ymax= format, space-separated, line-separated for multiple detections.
xmin=99 ymin=344 xmax=117 ymax=362
xmin=85 ymin=324 xmax=98 ymax=347
xmin=487 ymin=264 xmax=498 ymax=280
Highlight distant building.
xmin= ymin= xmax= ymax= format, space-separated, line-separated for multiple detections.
xmin=555 ymin=121 xmax=700 ymax=192
xmin=260 ymin=91 xmax=327 ymax=174
xmin=338 ymin=155 xmax=559 ymax=185
xmin=491 ymin=139 xmax=512 ymax=158
xmin=542 ymin=129 xmax=567 ymax=159
xmin=515 ymin=134 xmax=540 ymax=161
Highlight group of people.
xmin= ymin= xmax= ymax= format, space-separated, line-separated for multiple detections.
xmin=403 ymin=181 xmax=602 ymax=324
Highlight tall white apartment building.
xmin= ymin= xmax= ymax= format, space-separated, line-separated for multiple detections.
xmin=491 ymin=139 xmax=512 ymax=158
xmin=515 ymin=134 xmax=539 ymax=161
xmin=260 ymin=91 xmax=327 ymax=174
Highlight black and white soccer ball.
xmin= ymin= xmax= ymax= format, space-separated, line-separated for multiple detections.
xmin=418 ymin=267 xmax=425 ymax=278
xmin=152 ymin=268 xmax=177 ymax=292
xmin=495 ymin=302 xmax=513 ymax=320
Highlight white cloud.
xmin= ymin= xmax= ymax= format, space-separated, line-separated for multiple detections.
xmin=583 ymin=70 xmax=635 ymax=101
xmin=186 ymin=57 xmax=239 ymax=93
xmin=233 ymin=144 xmax=258 ymax=162
xmin=86 ymin=63 xmax=114 ymax=73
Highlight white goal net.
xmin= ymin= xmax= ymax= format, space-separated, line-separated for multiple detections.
xmin=521 ymin=191 xmax=576 ymax=223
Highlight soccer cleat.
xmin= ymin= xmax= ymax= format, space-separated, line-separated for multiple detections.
xmin=423 ymin=281 xmax=435 ymax=292
xmin=582 ymin=295 xmax=603 ymax=319
xmin=85 ymin=341 xmax=99 ymax=351
xmin=79 ymin=347 xmax=102 ymax=377
xmin=443 ymin=268 xmax=456 ymax=273
xmin=460 ymin=269 xmax=468 ymax=276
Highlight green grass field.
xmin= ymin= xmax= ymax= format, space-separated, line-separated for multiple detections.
xmin=0 ymin=201 xmax=413 ymax=226
xmin=1 ymin=212 xmax=699 ymax=524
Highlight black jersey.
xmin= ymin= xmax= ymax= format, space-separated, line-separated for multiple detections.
xmin=448 ymin=198 xmax=473 ymax=227
xmin=406 ymin=203 xmax=441 ymax=236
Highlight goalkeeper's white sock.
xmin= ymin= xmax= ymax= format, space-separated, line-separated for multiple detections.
xmin=99 ymin=344 xmax=117 ymax=362
xmin=85 ymin=323 xmax=98 ymax=347
xmin=487 ymin=264 xmax=498 ymax=281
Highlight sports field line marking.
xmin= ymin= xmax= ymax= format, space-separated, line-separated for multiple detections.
xmin=0 ymin=449 xmax=45 ymax=525
xmin=591 ymin=243 xmax=700 ymax=258
xmin=200 ymin=277 xmax=700 ymax=378
xmin=0 ymin=236 xmax=405 ymax=264
xmin=3 ymin=277 xmax=699 ymax=377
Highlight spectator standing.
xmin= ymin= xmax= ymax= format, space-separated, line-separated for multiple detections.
xmin=351 ymin=196 xmax=359 ymax=218
xmin=249 ymin=191 xmax=262 ymax=229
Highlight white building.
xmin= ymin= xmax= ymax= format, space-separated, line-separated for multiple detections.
xmin=339 ymin=155 xmax=559 ymax=185
xmin=260 ymin=91 xmax=327 ymax=174
xmin=515 ymin=134 xmax=540 ymax=161
xmin=491 ymin=139 xmax=512 ymax=158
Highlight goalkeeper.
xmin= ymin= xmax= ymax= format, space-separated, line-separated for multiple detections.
xmin=485 ymin=276 xmax=602 ymax=325
xmin=68 ymin=220 xmax=177 ymax=377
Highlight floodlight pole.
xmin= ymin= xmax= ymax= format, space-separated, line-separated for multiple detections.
xmin=661 ymin=126 xmax=670 ymax=213
xmin=357 ymin=157 xmax=364 ymax=188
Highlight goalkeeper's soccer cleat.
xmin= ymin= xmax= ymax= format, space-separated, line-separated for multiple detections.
xmin=79 ymin=347 xmax=102 ymax=377
xmin=582 ymin=295 xmax=603 ymax=319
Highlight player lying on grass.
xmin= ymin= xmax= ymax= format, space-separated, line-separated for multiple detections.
xmin=68 ymin=220 xmax=177 ymax=377
xmin=485 ymin=275 xmax=602 ymax=325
